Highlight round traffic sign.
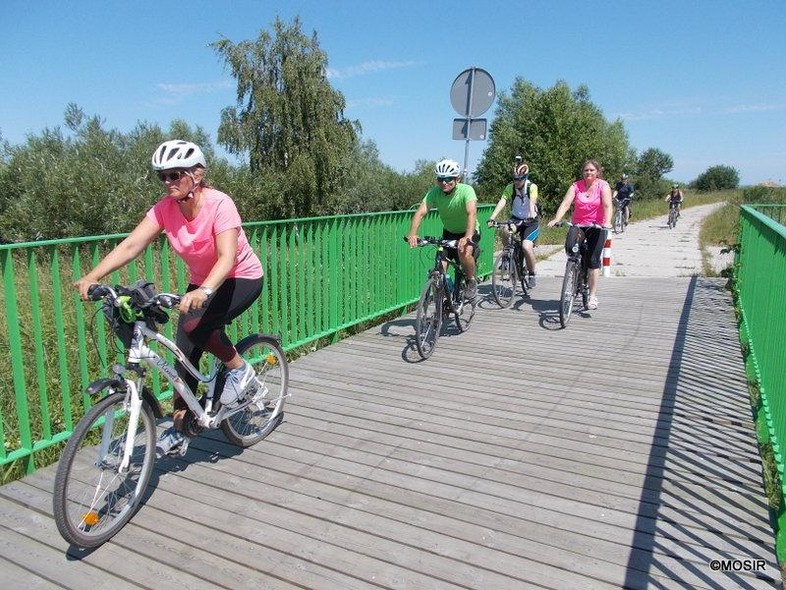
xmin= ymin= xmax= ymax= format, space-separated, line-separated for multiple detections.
xmin=450 ymin=67 xmax=495 ymax=118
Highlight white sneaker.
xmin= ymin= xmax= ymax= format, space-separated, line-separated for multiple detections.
xmin=220 ymin=361 xmax=256 ymax=408
xmin=155 ymin=426 xmax=189 ymax=458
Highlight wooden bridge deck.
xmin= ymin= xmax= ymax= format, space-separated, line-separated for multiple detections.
xmin=0 ymin=276 xmax=781 ymax=589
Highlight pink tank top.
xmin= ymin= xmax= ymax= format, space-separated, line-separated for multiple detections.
xmin=571 ymin=179 xmax=609 ymax=226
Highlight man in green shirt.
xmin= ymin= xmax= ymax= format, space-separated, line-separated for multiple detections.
xmin=407 ymin=159 xmax=480 ymax=299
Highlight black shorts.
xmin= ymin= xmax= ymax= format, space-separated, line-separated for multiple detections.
xmin=566 ymin=226 xmax=605 ymax=270
xmin=442 ymin=229 xmax=481 ymax=261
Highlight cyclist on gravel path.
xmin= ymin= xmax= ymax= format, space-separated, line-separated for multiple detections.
xmin=612 ymin=173 xmax=635 ymax=226
xmin=665 ymin=184 xmax=684 ymax=217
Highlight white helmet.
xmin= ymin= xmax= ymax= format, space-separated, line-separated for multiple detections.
xmin=434 ymin=159 xmax=461 ymax=177
xmin=151 ymin=140 xmax=206 ymax=170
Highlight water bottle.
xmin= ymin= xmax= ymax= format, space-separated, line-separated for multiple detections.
xmin=445 ymin=275 xmax=454 ymax=294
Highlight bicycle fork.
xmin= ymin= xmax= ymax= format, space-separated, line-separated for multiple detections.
xmin=106 ymin=379 xmax=143 ymax=474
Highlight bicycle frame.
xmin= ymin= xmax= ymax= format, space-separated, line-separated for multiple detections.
xmin=108 ymin=299 xmax=269 ymax=470
xmin=409 ymin=236 xmax=478 ymax=360
xmin=425 ymin=241 xmax=468 ymax=313
xmin=558 ymin=222 xmax=602 ymax=327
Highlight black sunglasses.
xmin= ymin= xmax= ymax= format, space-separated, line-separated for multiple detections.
xmin=437 ymin=176 xmax=457 ymax=183
xmin=158 ymin=170 xmax=186 ymax=183
xmin=512 ymin=175 xmax=526 ymax=181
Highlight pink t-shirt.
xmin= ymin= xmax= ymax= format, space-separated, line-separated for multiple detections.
xmin=146 ymin=187 xmax=263 ymax=285
xmin=571 ymin=179 xmax=609 ymax=226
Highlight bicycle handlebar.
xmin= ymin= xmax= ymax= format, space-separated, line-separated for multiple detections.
xmin=402 ymin=236 xmax=477 ymax=248
xmin=555 ymin=221 xmax=610 ymax=230
xmin=487 ymin=219 xmax=533 ymax=234
xmin=87 ymin=283 xmax=182 ymax=309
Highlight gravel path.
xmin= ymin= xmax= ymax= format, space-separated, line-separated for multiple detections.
xmin=532 ymin=202 xmax=733 ymax=278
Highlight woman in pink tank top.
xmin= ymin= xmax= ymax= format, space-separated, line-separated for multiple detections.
xmin=547 ymin=160 xmax=613 ymax=310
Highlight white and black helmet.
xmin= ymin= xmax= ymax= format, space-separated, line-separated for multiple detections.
xmin=151 ymin=140 xmax=206 ymax=170
xmin=434 ymin=159 xmax=461 ymax=177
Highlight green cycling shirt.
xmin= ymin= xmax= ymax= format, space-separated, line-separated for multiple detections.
xmin=422 ymin=183 xmax=479 ymax=234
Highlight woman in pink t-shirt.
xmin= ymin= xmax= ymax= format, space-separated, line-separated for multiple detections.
xmin=547 ymin=159 xmax=613 ymax=310
xmin=75 ymin=140 xmax=264 ymax=456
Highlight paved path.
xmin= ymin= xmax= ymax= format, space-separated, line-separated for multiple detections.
xmin=534 ymin=202 xmax=732 ymax=278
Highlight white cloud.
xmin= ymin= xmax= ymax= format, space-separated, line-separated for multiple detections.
xmin=617 ymin=100 xmax=786 ymax=121
xmin=346 ymin=97 xmax=395 ymax=109
xmin=326 ymin=60 xmax=423 ymax=81
xmin=156 ymin=80 xmax=234 ymax=97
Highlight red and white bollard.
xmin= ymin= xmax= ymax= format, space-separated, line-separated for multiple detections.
xmin=602 ymin=231 xmax=612 ymax=277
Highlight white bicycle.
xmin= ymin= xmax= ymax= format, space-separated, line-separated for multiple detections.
xmin=52 ymin=280 xmax=289 ymax=548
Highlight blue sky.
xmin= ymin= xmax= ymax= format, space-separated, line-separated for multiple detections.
xmin=2 ymin=0 xmax=784 ymax=186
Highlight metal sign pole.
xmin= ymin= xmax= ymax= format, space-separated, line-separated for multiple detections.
xmin=463 ymin=68 xmax=476 ymax=177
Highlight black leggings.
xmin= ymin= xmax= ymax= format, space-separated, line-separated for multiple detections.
xmin=566 ymin=226 xmax=605 ymax=270
xmin=174 ymin=276 xmax=263 ymax=408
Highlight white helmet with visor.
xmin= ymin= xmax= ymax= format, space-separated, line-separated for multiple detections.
xmin=151 ymin=140 xmax=206 ymax=170
xmin=434 ymin=159 xmax=461 ymax=178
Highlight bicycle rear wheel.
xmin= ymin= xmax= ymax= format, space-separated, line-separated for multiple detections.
xmin=559 ymin=259 xmax=580 ymax=328
xmin=53 ymin=392 xmax=156 ymax=548
xmin=415 ymin=275 xmax=443 ymax=359
xmin=222 ymin=334 xmax=289 ymax=446
xmin=517 ymin=247 xmax=530 ymax=298
xmin=491 ymin=250 xmax=516 ymax=308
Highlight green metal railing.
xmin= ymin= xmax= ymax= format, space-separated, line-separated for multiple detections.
xmin=736 ymin=204 xmax=786 ymax=560
xmin=0 ymin=207 xmax=493 ymax=477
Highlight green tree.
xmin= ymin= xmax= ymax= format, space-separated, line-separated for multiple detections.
xmin=475 ymin=79 xmax=634 ymax=215
xmin=0 ymin=104 xmax=215 ymax=241
xmin=633 ymin=147 xmax=674 ymax=199
xmin=693 ymin=165 xmax=740 ymax=192
xmin=212 ymin=17 xmax=360 ymax=219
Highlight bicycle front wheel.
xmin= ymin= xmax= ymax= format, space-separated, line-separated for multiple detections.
xmin=415 ymin=276 xmax=443 ymax=359
xmin=222 ymin=335 xmax=289 ymax=447
xmin=559 ymin=259 xmax=580 ymax=328
xmin=491 ymin=250 xmax=516 ymax=308
xmin=613 ymin=209 xmax=623 ymax=234
xmin=52 ymin=392 xmax=156 ymax=548
xmin=454 ymin=286 xmax=476 ymax=333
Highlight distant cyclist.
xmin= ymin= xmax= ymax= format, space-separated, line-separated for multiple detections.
xmin=665 ymin=184 xmax=684 ymax=217
xmin=612 ymin=173 xmax=634 ymax=225
xmin=407 ymin=159 xmax=480 ymax=300
xmin=487 ymin=158 xmax=540 ymax=288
